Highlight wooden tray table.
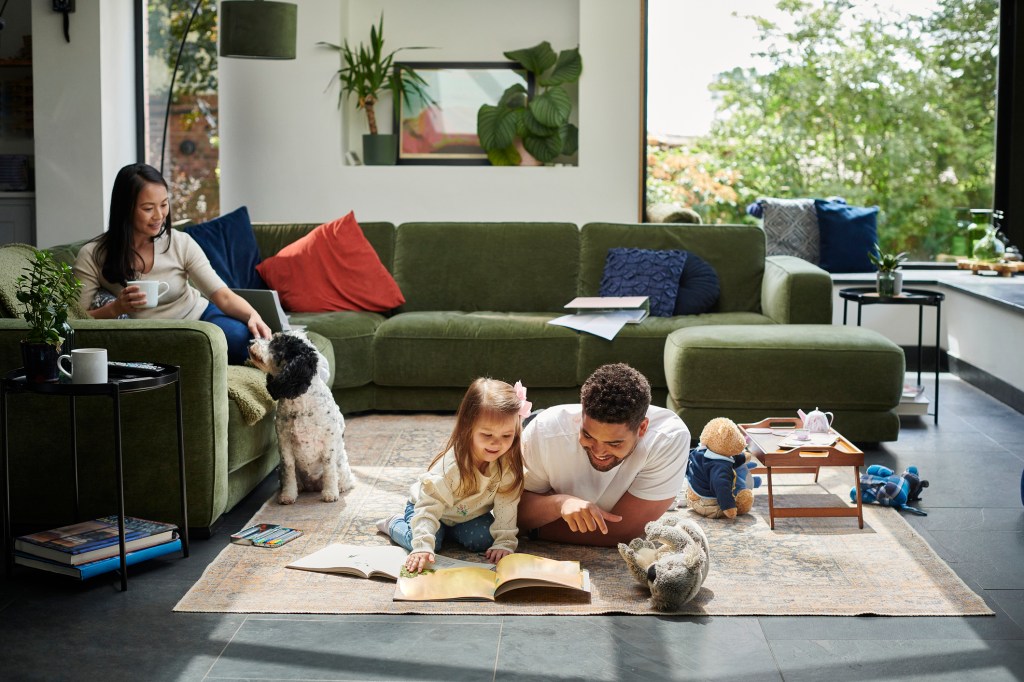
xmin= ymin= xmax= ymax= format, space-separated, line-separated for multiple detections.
xmin=739 ymin=417 xmax=864 ymax=530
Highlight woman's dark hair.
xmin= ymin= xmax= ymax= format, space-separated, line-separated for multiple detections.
xmin=93 ymin=163 xmax=172 ymax=286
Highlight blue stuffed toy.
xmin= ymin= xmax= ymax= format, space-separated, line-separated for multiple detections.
xmin=850 ymin=465 xmax=929 ymax=516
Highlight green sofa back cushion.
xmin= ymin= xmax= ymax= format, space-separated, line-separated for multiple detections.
xmin=579 ymin=223 xmax=766 ymax=314
xmin=393 ymin=222 xmax=580 ymax=312
xmin=0 ymin=243 xmax=89 ymax=320
xmin=252 ymin=221 xmax=396 ymax=270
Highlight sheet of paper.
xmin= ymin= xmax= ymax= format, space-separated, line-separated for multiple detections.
xmin=547 ymin=311 xmax=637 ymax=340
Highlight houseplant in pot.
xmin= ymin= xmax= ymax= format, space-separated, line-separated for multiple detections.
xmin=868 ymin=244 xmax=908 ymax=298
xmin=319 ymin=15 xmax=432 ymax=165
xmin=15 ymin=250 xmax=82 ymax=382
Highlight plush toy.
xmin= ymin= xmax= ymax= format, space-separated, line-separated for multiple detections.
xmin=685 ymin=417 xmax=760 ymax=519
xmin=618 ymin=516 xmax=710 ymax=611
xmin=850 ymin=464 xmax=929 ymax=516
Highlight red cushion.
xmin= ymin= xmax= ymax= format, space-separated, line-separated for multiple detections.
xmin=255 ymin=212 xmax=404 ymax=313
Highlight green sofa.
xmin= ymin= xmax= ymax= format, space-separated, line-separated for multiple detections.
xmin=0 ymin=221 xmax=832 ymax=533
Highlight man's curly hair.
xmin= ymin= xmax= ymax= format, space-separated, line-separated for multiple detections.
xmin=580 ymin=363 xmax=651 ymax=429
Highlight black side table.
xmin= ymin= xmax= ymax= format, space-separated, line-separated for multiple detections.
xmin=839 ymin=287 xmax=945 ymax=424
xmin=1 ymin=363 xmax=188 ymax=591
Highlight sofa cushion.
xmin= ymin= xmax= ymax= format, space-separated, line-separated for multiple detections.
xmin=256 ymin=212 xmax=405 ymax=313
xmin=815 ymin=199 xmax=879 ymax=273
xmin=289 ymin=311 xmax=385 ymax=390
xmin=598 ymin=248 xmax=687 ymax=317
xmin=0 ymin=244 xmax=90 ymax=320
xmin=373 ymin=311 xmax=579 ymax=388
xmin=759 ymin=198 xmax=820 ymax=263
xmin=673 ymin=252 xmax=720 ymax=316
xmin=182 ymin=206 xmax=266 ymax=289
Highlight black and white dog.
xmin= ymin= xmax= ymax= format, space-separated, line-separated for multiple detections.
xmin=248 ymin=332 xmax=355 ymax=503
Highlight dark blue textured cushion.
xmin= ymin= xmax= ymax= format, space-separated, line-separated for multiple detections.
xmin=815 ymin=199 xmax=879 ymax=273
xmin=673 ymin=252 xmax=720 ymax=315
xmin=182 ymin=206 xmax=266 ymax=289
xmin=599 ymin=248 xmax=687 ymax=317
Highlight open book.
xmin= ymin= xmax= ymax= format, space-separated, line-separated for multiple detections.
xmin=394 ymin=552 xmax=591 ymax=602
xmin=285 ymin=544 xmax=490 ymax=581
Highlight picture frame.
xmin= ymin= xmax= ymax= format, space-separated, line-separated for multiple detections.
xmin=395 ymin=61 xmax=533 ymax=165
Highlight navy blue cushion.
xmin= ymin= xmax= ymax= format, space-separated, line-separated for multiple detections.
xmin=673 ymin=252 xmax=720 ymax=315
xmin=599 ymin=248 xmax=687 ymax=317
xmin=815 ymin=199 xmax=879 ymax=273
xmin=182 ymin=206 xmax=266 ymax=289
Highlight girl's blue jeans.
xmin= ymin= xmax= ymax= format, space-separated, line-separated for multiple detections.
xmin=200 ymin=302 xmax=253 ymax=365
xmin=387 ymin=501 xmax=494 ymax=553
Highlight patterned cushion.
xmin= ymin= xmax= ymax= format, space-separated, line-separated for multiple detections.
xmin=599 ymin=248 xmax=687 ymax=317
xmin=759 ymin=198 xmax=820 ymax=263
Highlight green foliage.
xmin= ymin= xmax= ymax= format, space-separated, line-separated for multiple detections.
xmin=867 ymin=243 xmax=908 ymax=271
xmin=477 ymin=42 xmax=582 ymax=165
xmin=648 ymin=0 xmax=998 ymax=259
xmin=15 ymin=251 xmax=83 ymax=347
xmin=148 ymin=1 xmax=219 ymax=96
xmin=318 ymin=15 xmax=433 ymax=135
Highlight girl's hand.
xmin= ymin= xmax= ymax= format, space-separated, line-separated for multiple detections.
xmin=248 ymin=313 xmax=272 ymax=339
xmin=485 ymin=548 xmax=511 ymax=564
xmin=404 ymin=551 xmax=434 ymax=573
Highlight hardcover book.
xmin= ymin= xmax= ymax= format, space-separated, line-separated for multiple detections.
xmin=394 ymin=553 xmax=591 ymax=602
xmin=286 ymin=544 xmax=490 ymax=580
xmin=14 ymin=516 xmax=178 ymax=566
xmin=15 ymin=538 xmax=183 ymax=580
xmin=230 ymin=523 xmax=303 ymax=548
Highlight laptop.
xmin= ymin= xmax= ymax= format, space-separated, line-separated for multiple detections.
xmin=232 ymin=289 xmax=303 ymax=334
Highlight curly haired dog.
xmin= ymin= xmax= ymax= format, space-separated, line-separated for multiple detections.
xmin=248 ymin=332 xmax=355 ymax=503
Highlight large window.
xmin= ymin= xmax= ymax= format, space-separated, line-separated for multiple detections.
xmin=140 ymin=1 xmax=220 ymax=223
xmin=645 ymin=0 xmax=999 ymax=261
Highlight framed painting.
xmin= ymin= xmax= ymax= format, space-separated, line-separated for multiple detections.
xmin=395 ymin=61 xmax=532 ymax=165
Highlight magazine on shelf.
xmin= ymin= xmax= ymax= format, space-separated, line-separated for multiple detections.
xmin=14 ymin=516 xmax=178 ymax=566
xmin=231 ymin=523 xmax=303 ymax=548
xmin=394 ymin=553 xmax=591 ymax=602
xmin=15 ymin=539 xmax=183 ymax=580
xmin=286 ymin=544 xmax=491 ymax=580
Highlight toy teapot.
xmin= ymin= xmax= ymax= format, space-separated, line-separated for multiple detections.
xmin=798 ymin=407 xmax=834 ymax=434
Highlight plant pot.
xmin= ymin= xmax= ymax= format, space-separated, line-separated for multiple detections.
xmin=362 ymin=134 xmax=397 ymax=166
xmin=893 ymin=270 xmax=904 ymax=296
xmin=21 ymin=341 xmax=61 ymax=383
xmin=876 ymin=271 xmax=897 ymax=298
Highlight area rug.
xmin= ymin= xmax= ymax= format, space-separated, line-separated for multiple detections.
xmin=174 ymin=414 xmax=992 ymax=616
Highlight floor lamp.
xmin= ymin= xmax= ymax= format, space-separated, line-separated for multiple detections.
xmin=159 ymin=0 xmax=297 ymax=176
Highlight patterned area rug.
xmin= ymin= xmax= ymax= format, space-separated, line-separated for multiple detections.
xmin=175 ymin=414 xmax=992 ymax=616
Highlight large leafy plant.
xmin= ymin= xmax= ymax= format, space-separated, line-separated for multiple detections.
xmin=15 ymin=250 xmax=82 ymax=347
xmin=318 ymin=15 xmax=432 ymax=135
xmin=477 ymin=42 xmax=582 ymax=166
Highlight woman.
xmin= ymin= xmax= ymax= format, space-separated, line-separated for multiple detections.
xmin=74 ymin=163 xmax=271 ymax=364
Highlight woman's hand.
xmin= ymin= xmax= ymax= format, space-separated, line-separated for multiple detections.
xmin=247 ymin=313 xmax=272 ymax=339
xmin=485 ymin=548 xmax=511 ymax=564
xmin=404 ymin=551 xmax=434 ymax=573
xmin=118 ymin=284 xmax=145 ymax=313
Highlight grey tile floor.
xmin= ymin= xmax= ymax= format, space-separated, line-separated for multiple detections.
xmin=2 ymin=373 xmax=1023 ymax=681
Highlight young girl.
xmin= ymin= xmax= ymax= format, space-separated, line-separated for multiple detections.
xmin=377 ymin=378 xmax=532 ymax=573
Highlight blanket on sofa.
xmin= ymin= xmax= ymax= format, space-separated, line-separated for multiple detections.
xmin=227 ymin=365 xmax=275 ymax=425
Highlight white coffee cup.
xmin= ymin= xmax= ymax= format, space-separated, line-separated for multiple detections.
xmin=127 ymin=280 xmax=170 ymax=309
xmin=58 ymin=348 xmax=108 ymax=384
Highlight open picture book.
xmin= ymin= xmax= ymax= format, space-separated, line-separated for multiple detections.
xmin=285 ymin=544 xmax=490 ymax=581
xmin=394 ymin=552 xmax=591 ymax=602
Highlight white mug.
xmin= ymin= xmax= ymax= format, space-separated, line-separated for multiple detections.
xmin=126 ymin=280 xmax=170 ymax=309
xmin=58 ymin=348 xmax=108 ymax=384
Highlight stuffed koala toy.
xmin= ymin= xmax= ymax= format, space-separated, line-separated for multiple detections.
xmin=618 ymin=516 xmax=710 ymax=611
xmin=685 ymin=417 xmax=759 ymax=519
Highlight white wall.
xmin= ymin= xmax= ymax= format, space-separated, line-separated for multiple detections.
xmin=219 ymin=0 xmax=642 ymax=224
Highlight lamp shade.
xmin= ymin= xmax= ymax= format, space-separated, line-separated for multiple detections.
xmin=219 ymin=0 xmax=297 ymax=59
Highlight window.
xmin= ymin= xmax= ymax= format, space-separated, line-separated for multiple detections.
xmin=644 ymin=0 xmax=1000 ymax=262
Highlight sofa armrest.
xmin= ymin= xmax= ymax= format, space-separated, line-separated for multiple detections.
xmin=761 ymin=256 xmax=833 ymax=324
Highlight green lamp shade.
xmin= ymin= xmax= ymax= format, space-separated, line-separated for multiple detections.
xmin=220 ymin=1 xmax=297 ymax=60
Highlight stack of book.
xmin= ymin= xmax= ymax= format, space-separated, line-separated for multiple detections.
xmin=897 ymin=384 xmax=929 ymax=416
xmin=14 ymin=516 xmax=181 ymax=580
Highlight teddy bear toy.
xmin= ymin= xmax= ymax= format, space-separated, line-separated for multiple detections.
xmin=685 ymin=417 xmax=760 ymax=519
xmin=618 ymin=516 xmax=710 ymax=611
xmin=850 ymin=464 xmax=929 ymax=516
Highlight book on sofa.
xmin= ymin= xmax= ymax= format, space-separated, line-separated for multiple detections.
xmin=564 ymin=296 xmax=649 ymax=323
xmin=14 ymin=516 xmax=178 ymax=566
xmin=394 ymin=553 xmax=591 ymax=602
xmin=286 ymin=543 xmax=490 ymax=580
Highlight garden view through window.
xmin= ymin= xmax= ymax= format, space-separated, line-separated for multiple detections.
xmin=646 ymin=0 xmax=998 ymax=262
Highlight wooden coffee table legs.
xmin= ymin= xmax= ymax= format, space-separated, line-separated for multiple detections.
xmin=763 ymin=465 xmax=864 ymax=530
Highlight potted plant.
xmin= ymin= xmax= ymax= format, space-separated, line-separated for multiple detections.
xmin=319 ymin=15 xmax=432 ymax=165
xmin=476 ymin=41 xmax=582 ymax=166
xmin=868 ymin=244 xmax=908 ymax=298
xmin=15 ymin=250 xmax=82 ymax=382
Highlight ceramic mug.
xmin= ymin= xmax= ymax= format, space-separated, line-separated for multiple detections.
xmin=126 ymin=280 xmax=170 ymax=309
xmin=57 ymin=348 xmax=108 ymax=384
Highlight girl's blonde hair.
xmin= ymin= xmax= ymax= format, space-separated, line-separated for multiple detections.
xmin=429 ymin=377 xmax=526 ymax=499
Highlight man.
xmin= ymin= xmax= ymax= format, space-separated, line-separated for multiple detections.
xmin=517 ymin=363 xmax=690 ymax=546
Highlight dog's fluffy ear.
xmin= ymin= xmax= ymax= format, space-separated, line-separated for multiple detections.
xmin=266 ymin=334 xmax=319 ymax=401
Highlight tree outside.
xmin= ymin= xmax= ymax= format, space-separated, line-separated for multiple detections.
xmin=646 ymin=0 xmax=998 ymax=261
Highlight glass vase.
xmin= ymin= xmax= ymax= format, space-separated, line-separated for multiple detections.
xmin=876 ymin=271 xmax=897 ymax=298
xmin=972 ymin=225 xmax=1006 ymax=263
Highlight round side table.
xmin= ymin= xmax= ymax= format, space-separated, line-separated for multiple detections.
xmin=839 ymin=287 xmax=945 ymax=424
xmin=1 ymin=363 xmax=189 ymax=591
